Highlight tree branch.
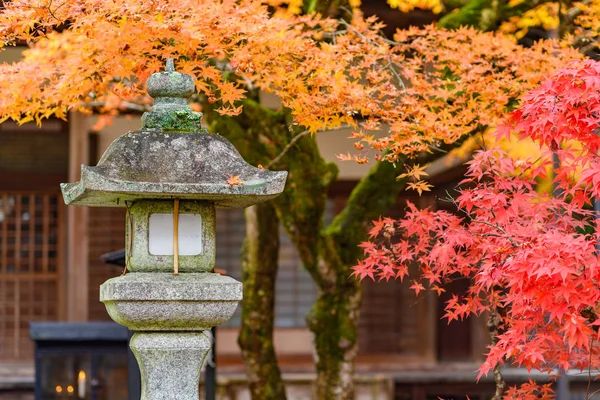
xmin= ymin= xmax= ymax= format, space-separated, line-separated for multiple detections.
xmin=265 ymin=124 xmax=350 ymax=170
xmin=471 ymin=219 xmax=519 ymax=248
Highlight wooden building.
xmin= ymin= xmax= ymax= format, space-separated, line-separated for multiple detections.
xmin=0 ymin=100 xmax=495 ymax=398
xmin=0 ymin=11 xmax=566 ymax=394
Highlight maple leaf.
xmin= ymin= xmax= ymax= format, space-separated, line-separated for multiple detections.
xmin=406 ymin=180 xmax=433 ymax=195
xmin=0 ymin=2 xmax=579 ymax=163
xmin=396 ymin=163 xmax=429 ymax=181
xmin=227 ymin=175 xmax=244 ymax=186
xmin=0 ymin=2 xmax=594 ymax=396
xmin=410 ymin=280 xmax=426 ymax=295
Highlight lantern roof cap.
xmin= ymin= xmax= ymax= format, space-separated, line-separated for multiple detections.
xmin=61 ymin=60 xmax=287 ymax=208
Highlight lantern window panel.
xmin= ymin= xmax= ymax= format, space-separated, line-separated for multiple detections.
xmin=148 ymin=213 xmax=203 ymax=256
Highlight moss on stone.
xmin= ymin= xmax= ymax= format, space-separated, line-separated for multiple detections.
xmin=141 ymin=109 xmax=203 ymax=131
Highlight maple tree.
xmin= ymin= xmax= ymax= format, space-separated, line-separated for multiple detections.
xmin=0 ymin=1 xmax=579 ymax=159
xmin=0 ymin=0 xmax=584 ymax=399
xmin=355 ymin=59 xmax=600 ymax=399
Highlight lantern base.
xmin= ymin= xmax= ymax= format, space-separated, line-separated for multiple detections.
xmin=130 ymin=332 xmax=210 ymax=400
xmin=100 ymin=272 xmax=242 ymax=331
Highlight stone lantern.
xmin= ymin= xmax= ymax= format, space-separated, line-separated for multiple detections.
xmin=61 ymin=59 xmax=287 ymax=400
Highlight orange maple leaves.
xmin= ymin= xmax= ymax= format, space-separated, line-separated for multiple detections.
xmin=0 ymin=0 xmax=580 ymax=163
xmin=227 ymin=175 xmax=244 ymax=186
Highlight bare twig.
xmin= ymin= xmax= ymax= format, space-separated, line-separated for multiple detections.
xmin=266 ymin=124 xmax=350 ymax=169
xmin=86 ymin=100 xmax=150 ymax=112
xmin=471 ymin=219 xmax=519 ymax=248
xmin=45 ymin=0 xmax=68 ymax=23
xmin=588 ymin=338 xmax=594 ymax=400
xmin=428 ymin=144 xmax=449 ymax=154
xmin=265 ymin=130 xmax=310 ymax=169
xmin=444 ymin=194 xmax=520 ymax=249
xmin=588 ymin=387 xmax=600 ymax=398
xmin=337 ymin=19 xmax=406 ymax=91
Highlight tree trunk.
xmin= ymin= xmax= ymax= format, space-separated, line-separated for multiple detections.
xmin=306 ymin=253 xmax=362 ymax=399
xmin=238 ymin=203 xmax=287 ymax=400
xmin=487 ymin=308 xmax=506 ymax=400
xmin=209 ymin=103 xmax=291 ymax=400
xmin=308 ymin=159 xmax=407 ymax=399
xmin=211 ymin=100 xmax=458 ymax=399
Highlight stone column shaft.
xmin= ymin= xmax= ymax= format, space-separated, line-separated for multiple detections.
xmin=131 ymin=332 xmax=211 ymax=400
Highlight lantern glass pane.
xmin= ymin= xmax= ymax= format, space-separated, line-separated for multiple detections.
xmin=149 ymin=214 xmax=203 ymax=255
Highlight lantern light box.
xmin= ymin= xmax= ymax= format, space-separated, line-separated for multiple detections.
xmin=126 ymin=200 xmax=216 ymax=274
xmin=148 ymin=213 xmax=202 ymax=256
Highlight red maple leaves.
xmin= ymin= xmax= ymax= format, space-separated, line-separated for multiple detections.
xmin=355 ymin=59 xmax=600 ymax=398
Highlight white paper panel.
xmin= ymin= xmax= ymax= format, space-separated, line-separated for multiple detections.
xmin=148 ymin=213 xmax=203 ymax=255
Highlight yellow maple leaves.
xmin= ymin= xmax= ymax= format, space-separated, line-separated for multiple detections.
xmin=397 ymin=164 xmax=429 ymax=181
xmin=387 ymin=0 xmax=444 ymax=14
xmin=0 ymin=0 xmax=581 ymax=173
xmin=500 ymin=3 xmax=559 ymax=39
xmin=406 ymin=180 xmax=433 ymax=195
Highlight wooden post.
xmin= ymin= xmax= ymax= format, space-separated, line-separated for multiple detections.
xmin=173 ymin=199 xmax=179 ymax=275
xmin=66 ymin=112 xmax=89 ymax=321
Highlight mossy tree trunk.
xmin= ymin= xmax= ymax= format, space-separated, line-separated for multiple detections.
xmin=211 ymin=99 xmax=409 ymax=399
xmin=313 ymin=160 xmax=408 ymax=398
xmin=211 ymin=99 xmax=453 ymax=399
xmin=210 ymin=101 xmax=291 ymax=400
xmin=272 ymin=157 xmax=407 ymax=398
xmin=238 ymin=202 xmax=286 ymax=400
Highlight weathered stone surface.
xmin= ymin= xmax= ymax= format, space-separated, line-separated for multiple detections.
xmin=101 ymin=272 xmax=242 ymax=301
xmin=126 ymin=200 xmax=216 ymax=273
xmin=100 ymin=273 xmax=242 ymax=331
xmin=61 ymin=130 xmax=287 ymax=208
xmin=141 ymin=58 xmax=200 ymax=131
xmin=63 ymin=60 xmax=273 ymax=400
xmin=146 ymin=59 xmax=195 ymax=108
xmin=61 ymin=59 xmax=287 ymax=209
xmin=130 ymin=332 xmax=210 ymax=400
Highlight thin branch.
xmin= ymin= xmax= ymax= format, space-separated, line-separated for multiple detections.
xmin=444 ymin=193 xmax=520 ymax=248
xmin=428 ymin=144 xmax=449 ymax=154
xmin=471 ymin=219 xmax=519 ymax=248
xmin=588 ymin=338 xmax=594 ymax=400
xmin=45 ymin=0 xmax=68 ymax=23
xmin=588 ymin=387 xmax=600 ymax=398
xmin=470 ymin=231 xmax=513 ymax=241
xmin=337 ymin=19 xmax=406 ymax=91
xmin=266 ymin=124 xmax=351 ymax=169
xmin=85 ymin=100 xmax=149 ymax=112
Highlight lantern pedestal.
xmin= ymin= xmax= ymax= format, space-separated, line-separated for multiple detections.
xmin=100 ymin=273 xmax=241 ymax=331
xmin=130 ymin=332 xmax=210 ymax=400
xmin=100 ymin=273 xmax=242 ymax=399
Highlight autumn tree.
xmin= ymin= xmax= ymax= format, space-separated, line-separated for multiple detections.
xmin=0 ymin=0 xmax=580 ymax=398
xmin=355 ymin=59 xmax=600 ymax=399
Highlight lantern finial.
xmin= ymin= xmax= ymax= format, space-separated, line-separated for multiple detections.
xmin=165 ymin=58 xmax=175 ymax=72
xmin=141 ymin=58 xmax=202 ymax=131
